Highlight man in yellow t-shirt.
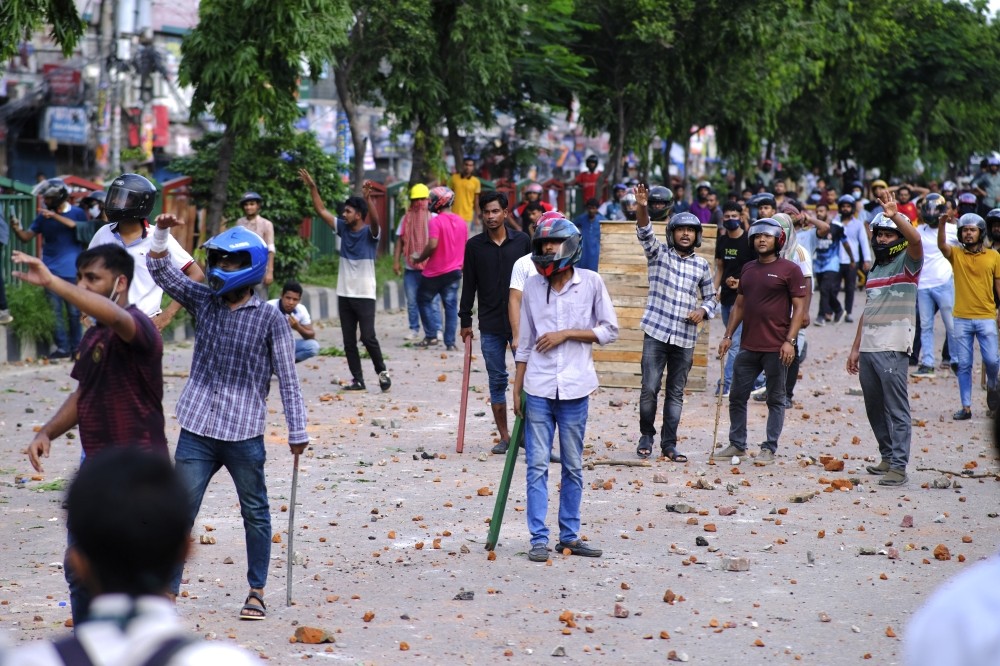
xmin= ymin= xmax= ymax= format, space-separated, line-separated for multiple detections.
xmin=939 ymin=212 xmax=1000 ymax=420
xmin=448 ymin=157 xmax=481 ymax=230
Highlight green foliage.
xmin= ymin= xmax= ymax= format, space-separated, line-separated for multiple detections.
xmin=0 ymin=0 xmax=86 ymax=61
xmin=170 ymin=130 xmax=347 ymax=283
xmin=8 ymin=283 xmax=54 ymax=345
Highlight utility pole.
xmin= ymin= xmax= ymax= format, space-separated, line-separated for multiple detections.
xmin=109 ymin=0 xmax=121 ymax=175
xmin=95 ymin=0 xmax=112 ymax=178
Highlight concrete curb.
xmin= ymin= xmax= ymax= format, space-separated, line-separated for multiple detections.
xmin=0 ymin=280 xmax=407 ymax=365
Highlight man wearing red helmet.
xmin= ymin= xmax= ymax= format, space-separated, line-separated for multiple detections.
xmin=513 ymin=214 xmax=618 ymax=563
xmin=514 ymin=182 xmax=553 ymax=229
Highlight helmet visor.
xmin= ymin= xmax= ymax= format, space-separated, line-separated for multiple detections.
xmin=106 ymin=186 xmax=144 ymax=212
xmin=748 ymin=222 xmax=781 ymax=238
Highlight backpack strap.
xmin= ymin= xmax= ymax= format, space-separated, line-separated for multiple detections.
xmin=141 ymin=635 xmax=198 ymax=666
xmin=53 ymin=636 xmax=95 ymax=666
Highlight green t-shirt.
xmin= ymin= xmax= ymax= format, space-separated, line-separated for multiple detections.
xmin=860 ymin=251 xmax=922 ymax=353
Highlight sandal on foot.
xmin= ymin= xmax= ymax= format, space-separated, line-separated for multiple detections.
xmin=240 ymin=590 xmax=267 ymax=620
xmin=662 ymin=448 xmax=689 ymax=463
xmin=636 ymin=435 xmax=653 ymax=459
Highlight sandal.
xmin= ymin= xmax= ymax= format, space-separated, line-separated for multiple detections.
xmin=240 ymin=590 xmax=267 ymax=620
xmin=662 ymin=448 xmax=689 ymax=463
xmin=636 ymin=435 xmax=653 ymax=459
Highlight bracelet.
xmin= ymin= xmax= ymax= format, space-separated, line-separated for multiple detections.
xmin=150 ymin=225 xmax=170 ymax=253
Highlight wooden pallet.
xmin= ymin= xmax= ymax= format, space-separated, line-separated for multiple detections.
xmin=594 ymin=221 xmax=717 ymax=391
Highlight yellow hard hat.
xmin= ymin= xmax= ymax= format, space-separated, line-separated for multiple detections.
xmin=410 ymin=183 xmax=429 ymax=200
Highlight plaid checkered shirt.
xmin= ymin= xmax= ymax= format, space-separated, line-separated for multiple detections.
xmin=637 ymin=222 xmax=717 ymax=348
xmin=148 ymin=256 xmax=308 ymax=444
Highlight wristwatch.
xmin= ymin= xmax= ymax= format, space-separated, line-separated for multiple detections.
xmin=785 ymin=338 xmax=796 ymax=345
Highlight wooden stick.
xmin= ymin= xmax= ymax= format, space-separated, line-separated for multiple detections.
xmin=456 ymin=335 xmax=473 ymax=453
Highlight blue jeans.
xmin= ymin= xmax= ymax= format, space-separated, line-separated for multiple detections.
xmin=48 ymin=276 xmax=82 ymax=353
xmin=480 ymin=332 xmax=512 ymax=404
xmin=418 ymin=271 xmax=461 ymax=347
xmin=171 ymin=429 xmax=271 ymax=593
xmin=404 ymin=269 xmax=439 ymax=335
xmin=953 ymin=317 xmax=999 ymax=408
xmin=295 ymin=338 xmax=320 ymax=363
xmin=917 ymin=280 xmax=955 ymax=368
xmin=638 ymin=334 xmax=693 ymax=451
xmin=720 ymin=303 xmax=743 ymax=390
xmin=524 ymin=394 xmax=588 ymax=547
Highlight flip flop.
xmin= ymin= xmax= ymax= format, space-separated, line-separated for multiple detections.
xmin=663 ymin=448 xmax=689 ymax=463
xmin=240 ymin=590 xmax=267 ymax=620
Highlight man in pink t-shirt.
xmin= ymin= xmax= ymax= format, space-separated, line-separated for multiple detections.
xmin=410 ymin=186 xmax=469 ymax=351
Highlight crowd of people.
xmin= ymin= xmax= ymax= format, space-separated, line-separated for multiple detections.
xmin=4 ymin=153 xmax=1000 ymax=663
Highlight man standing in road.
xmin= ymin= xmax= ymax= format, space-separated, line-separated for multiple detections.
xmin=231 ymin=191 xmax=275 ymax=300
xmin=459 ymin=191 xmax=531 ymax=454
xmin=714 ymin=201 xmax=754 ymax=396
xmin=513 ymin=215 xmax=618 ymax=563
xmin=910 ymin=193 xmax=957 ymax=378
xmin=847 ymin=194 xmax=923 ymax=487
xmin=633 ymin=185 xmax=716 ymax=461
xmin=148 ymin=218 xmax=308 ymax=621
xmin=448 ymin=156 xmax=482 ymax=231
xmin=716 ymin=218 xmax=806 ymax=464
xmin=835 ymin=194 xmax=872 ymax=323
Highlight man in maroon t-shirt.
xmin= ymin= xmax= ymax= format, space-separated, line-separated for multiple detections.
xmin=716 ymin=218 xmax=806 ymax=464
xmin=14 ymin=243 xmax=165 ymax=625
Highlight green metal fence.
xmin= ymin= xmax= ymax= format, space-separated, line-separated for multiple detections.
xmin=0 ymin=177 xmax=42 ymax=287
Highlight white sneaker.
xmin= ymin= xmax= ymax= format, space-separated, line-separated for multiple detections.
xmin=0 ymin=310 xmax=11 ymax=325
xmin=403 ymin=331 xmax=422 ymax=342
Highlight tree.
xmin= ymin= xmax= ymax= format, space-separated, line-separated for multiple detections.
xmin=171 ymin=130 xmax=346 ymax=282
xmin=178 ymin=0 xmax=351 ymax=237
xmin=0 ymin=0 xmax=85 ymax=62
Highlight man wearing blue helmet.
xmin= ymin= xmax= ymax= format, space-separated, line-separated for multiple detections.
xmin=147 ymin=214 xmax=308 ymax=621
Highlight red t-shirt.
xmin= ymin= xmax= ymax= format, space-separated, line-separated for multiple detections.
xmin=71 ymin=306 xmax=167 ymax=457
xmin=576 ymin=171 xmax=601 ymax=202
xmin=737 ymin=258 xmax=806 ymax=352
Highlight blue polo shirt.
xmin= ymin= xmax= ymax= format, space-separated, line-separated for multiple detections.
xmin=30 ymin=205 xmax=87 ymax=278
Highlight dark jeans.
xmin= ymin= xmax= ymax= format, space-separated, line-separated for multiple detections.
xmin=0 ymin=263 xmax=7 ymax=309
xmin=418 ymin=270 xmax=461 ymax=347
xmin=48 ymin=275 xmax=82 ymax=353
xmin=817 ymin=270 xmax=842 ymax=319
xmin=729 ymin=349 xmax=787 ymax=452
xmin=859 ymin=351 xmax=911 ymax=469
xmin=639 ymin=334 xmax=693 ymax=451
xmin=65 ymin=529 xmax=90 ymax=626
xmin=338 ymin=296 xmax=386 ymax=384
xmin=839 ymin=263 xmax=856 ymax=315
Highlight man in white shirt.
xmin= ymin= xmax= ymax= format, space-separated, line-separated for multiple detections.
xmin=268 ymin=280 xmax=320 ymax=363
xmin=911 ymin=193 xmax=958 ymax=378
xmin=512 ymin=215 xmax=618 ymax=563
xmin=835 ymin=194 xmax=872 ymax=323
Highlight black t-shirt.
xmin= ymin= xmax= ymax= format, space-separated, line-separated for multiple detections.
xmin=715 ymin=232 xmax=754 ymax=306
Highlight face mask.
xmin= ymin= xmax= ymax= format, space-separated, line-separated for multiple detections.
xmin=89 ymin=205 xmax=100 ymax=218
xmin=723 ymin=219 xmax=741 ymax=231
xmin=852 ymin=190 xmax=862 ymax=200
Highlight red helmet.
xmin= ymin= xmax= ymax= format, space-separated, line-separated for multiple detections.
xmin=537 ymin=210 xmax=565 ymax=224
xmin=531 ymin=216 xmax=582 ymax=277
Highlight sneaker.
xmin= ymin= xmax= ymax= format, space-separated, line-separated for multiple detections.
xmin=712 ymin=444 xmax=747 ymax=460
xmin=953 ymin=408 xmax=972 ymax=421
xmin=341 ymin=379 xmax=366 ymax=391
xmin=910 ymin=365 xmax=936 ymax=378
xmin=446 ymin=345 xmax=459 ymax=352
xmin=844 ymin=315 xmax=854 ymax=323
xmin=714 ymin=382 xmax=731 ymax=397
xmin=491 ymin=440 xmax=509 ymax=455
xmin=378 ymin=371 xmax=392 ymax=392
xmin=403 ymin=330 xmax=422 ymax=342
xmin=950 ymin=361 xmax=959 ymax=375
xmin=755 ymin=449 xmax=776 ymax=465
xmin=939 ymin=360 xmax=952 ymax=370
xmin=48 ymin=349 xmax=71 ymax=360
xmin=415 ymin=337 xmax=439 ymax=349
xmin=833 ymin=311 xmax=844 ymax=323
xmin=751 ymin=386 xmax=768 ymax=402
xmin=878 ymin=469 xmax=908 ymax=487
xmin=528 ymin=544 xmax=550 ymax=562
xmin=0 ymin=310 xmax=12 ymax=325
xmin=988 ymin=387 xmax=1000 ymax=413
xmin=866 ymin=460 xmax=890 ymax=475
xmin=813 ymin=318 xmax=825 ymax=327
xmin=554 ymin=539 xmax=602 ymax=558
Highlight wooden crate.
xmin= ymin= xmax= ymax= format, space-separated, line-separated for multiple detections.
xmin=594 ymin=221 xmax=717 ymax=391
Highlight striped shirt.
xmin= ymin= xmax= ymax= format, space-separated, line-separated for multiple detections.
xmin=860 ymin=251 xmax=922 ymax=353
xmin=637 ymin=223 xmax=717 ymax=348
xmin=148 ymin=256 xmax=308 ymax=444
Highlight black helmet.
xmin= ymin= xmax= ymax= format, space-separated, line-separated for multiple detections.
xmin=105 ymin=173 xmax=157 ymax=222
xmin=239 ymin=191 xmax=264 ymax=207
xmin=748 ymin=218 xmax=786 ymax=253
xmin=647 ymin=185 xmax=674 ymax=221
xmin=667 ymin=212 xmax=703 ymax=249
xmin=986 ymin=209 xmax=1000 ymax=243
xmin=920 ymin=193 xmax=947 ymax=227
xmin=81 ymin=190 xmax=106 ymax=207
xmin=36 ymin=178 xmax=69 ymax=206
xmin=748 ymin=193 xmax=776 ymax=209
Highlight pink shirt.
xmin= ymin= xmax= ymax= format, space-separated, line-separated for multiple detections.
xmin=423 ymin=211 xmax=468 ymax=278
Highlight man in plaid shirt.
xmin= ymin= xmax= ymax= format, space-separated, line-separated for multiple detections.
xmin=149 ymin=215 xmax=307 ymax=621
xmin=634 ymin=184 xmax=717 ymax=461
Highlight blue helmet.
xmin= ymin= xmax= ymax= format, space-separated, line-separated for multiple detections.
xmin=203 ymin=227 xmax=268 ymax=295
xmin=532 ymin=216 xmax=582 ymax=276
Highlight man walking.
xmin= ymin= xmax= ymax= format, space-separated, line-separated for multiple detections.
xmin=835 ymin=194 xmax=872 ymax=323
xmin=300 ymin=170 xmax=390 ymax=392
xmin=573 ymin=197 xmax=605 ymax=271
xmin=513 ymin=215 xmax=618 ymax=562
xmin=634 ymin=185 xmax=716 ymax=461
xmin=448 ymin=156 xmax=482 ymax=231
xmin=716 ymin=218 xmax=806 ymax=463
xmin=149 ymin=219 xmax=308 ymax=620
xmin=459 ymin=191 xmax=531 ymax=454
xmin=714 ymin=201 xmax=753 ymax=395
xmin=847 ymin=195 xmax=923 ymax=486
xmin=911 ymin=193 xmax=957 ymax=378
xmin=393 ymin=183 xmax=436 ymax=341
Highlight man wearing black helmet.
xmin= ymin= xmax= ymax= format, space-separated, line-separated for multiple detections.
xmin=89 ymin=173 xmax=204 ymax=330
xmin=910 ymin=193 xmax=957 ymax=378
xmin=847 ymin=194 xmax=923 ymax=487
xmin=512 ymin=214 xmax=618 ymax=563
xmin=11 ymin=178 xmax=88 ymax=359
xmin=148 ymin=215 xmax=308 ymax=620
xmin=972 ymin=156 xmax=1000 ymax=210
xmin=232 ymin=191 xmax=275 ymax=300
xmin=717 ymin=218 xmax=806 ymax=464
xmin=632 ymin=185 xmax=716 ymax=461
xmin=575 ymin=155 xmax=602 ymax=203
xmin=939 ymin=211 xmax=1000 ymax=421
xmin=834 ymin=194 xmax=872 ymax=323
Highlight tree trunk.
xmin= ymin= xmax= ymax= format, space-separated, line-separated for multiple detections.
xmin=334 ymin=66 xmax=366 ymax=193
xmin=446 ymin=113 xmax=464 ymax=176
xmin=608 ymin=94 xmax=625 ymax=188
xmin=409 ymin=115 xmax=433 ymax=186
xmin=206 ymin=126 xmax=236 ymax=238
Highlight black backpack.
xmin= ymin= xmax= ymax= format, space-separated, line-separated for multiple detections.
xmin=53 ymin=634 xmax=196 ymax=666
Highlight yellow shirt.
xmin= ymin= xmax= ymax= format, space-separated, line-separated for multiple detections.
xmin=949 ymin=248 xmax=1000 ymax=319
xmin=448 ymin=173 xmax=481 ymax=222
